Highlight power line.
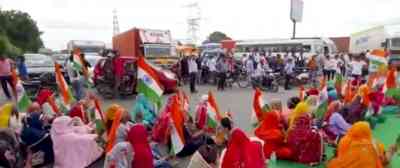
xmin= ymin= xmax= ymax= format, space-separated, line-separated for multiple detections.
xmin=183 ymin=2 xmax=201 ymax=44
xmin=113 ymin=9 xmax=120 ymax=36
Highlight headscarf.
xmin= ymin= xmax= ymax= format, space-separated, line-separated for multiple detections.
xmin=324 ymin=101 xmax=342 ymax=121
xmin=288 ymin=102 xmax=310 ymax=129
xmin=329 ymin=121 xmax=384 ymax=168
xmin=221 ymin=128 xmax=250 ymax=168
xmin=51 ymin=116 xmax=103 ymax=168
xmin=20 ymin=112 xmax=47 ymax=147
xmin=195 ymin=95 xmax=208 ymax=130
xmin=0 ymin=103 xmax=13 ymax=128
xmin=358 ymin=84 xmax=371 ymax=106
xmin=36 ymin=88 xmax=53 ymax=106
xmin=105 ymin=104 xmax=121 ymax=129
xmin=105 ymin=107 xmax=123 ymax=153
xmin=131 ymin=94 xmax=156 ymax=126
xmin=127 ymin=124 xmax=154 ymax=168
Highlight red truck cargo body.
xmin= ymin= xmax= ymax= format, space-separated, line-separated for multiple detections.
xmin=112 ymin=28 xmax=143 ymax=58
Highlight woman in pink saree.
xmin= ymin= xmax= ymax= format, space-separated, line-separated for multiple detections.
xmin=50 ymin=116 xmax=103 ymax=168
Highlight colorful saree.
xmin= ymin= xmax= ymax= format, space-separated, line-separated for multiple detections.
xmin=328 ymin=122 xmax=385 ymax=168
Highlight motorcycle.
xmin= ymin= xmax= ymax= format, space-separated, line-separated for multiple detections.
xmin=94 ymin=56 xmax=137 ymax=99
xmin=250 ymin=69 xmax=280 ymax=92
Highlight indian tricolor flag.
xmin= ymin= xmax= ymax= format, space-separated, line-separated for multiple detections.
xmin=11 ymin=69 xmax=31 ymax=112
xmin=91 ymin=98 xmax=106 ymax=135
xmin=137 ymin=57 xmax=164 ymax=108
xmin=315 ymin=77 xmax=328 ymax=120
xmin=251 ymin=88 xmax=264 ymax=127
xmin=170 ymin=96 xmax=185 ymax=154
xmin=368 ymin=49 xmax=388 ymax=72
xmin=383 ymin=68 xmax=398 ymax=97
xmin=55 ymin=63 xmax=74 ymax=105
xmin=206 ymin=91 xmax=222 ymax=129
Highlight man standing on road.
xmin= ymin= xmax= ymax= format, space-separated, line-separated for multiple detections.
xmin=284 ymin=58 xmax=295 ymax=90
xmin=188 ymin=54 xmax=198 ymax=93
xmin=216 ymin=54 xmax=228 ymax=91
xmin=0 ymin=54 xmax=14 ymax=100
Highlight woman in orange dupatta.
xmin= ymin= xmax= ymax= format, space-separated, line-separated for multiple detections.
xmin=254 ymin=111 xmax=293 ymax=159
xmin=328 ymin=121 xmax=397 ymax=168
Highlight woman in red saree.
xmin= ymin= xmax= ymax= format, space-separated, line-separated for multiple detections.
xmin=254 ymin=111 xmax=293 ymax=159
xmin=286 ymin=102 xmax=323 ymax=165
xmin=220 ymin=118 xmax=265 ymax=168
xmin=127 ymin=124 xmax=154 ymax=168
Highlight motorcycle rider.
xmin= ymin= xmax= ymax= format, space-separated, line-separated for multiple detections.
xmin=284 ymin=58 xmax=295 ymax=90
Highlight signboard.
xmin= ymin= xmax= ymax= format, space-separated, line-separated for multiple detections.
xmin=139 ymin=29 xmax=172 ymax=44
xmin=290 ymin=0 xmax=304 ymax=22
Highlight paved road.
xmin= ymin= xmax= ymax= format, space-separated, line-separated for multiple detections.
xmin=100 ymin=84 xmax=298 ymax=133
xmin=1 ymin=84 xmax=298 ymax=132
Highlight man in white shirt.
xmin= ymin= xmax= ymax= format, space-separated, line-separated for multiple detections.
xmin=284 ymin=58 xmax=295 ymax=90
xmin=350 ymin=56 xmax=366 ymax=84
xmin=188 ymin=55 xmax=198 ymax=93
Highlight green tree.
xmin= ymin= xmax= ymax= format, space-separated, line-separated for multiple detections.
xmin=0 ymin=9 xmax=43 ymax=56
xmin=205 ymin=31 xmax=231 ymax=43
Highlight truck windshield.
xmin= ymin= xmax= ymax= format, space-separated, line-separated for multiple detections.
xmin=144 ymin=45 xmax=171 ymax=58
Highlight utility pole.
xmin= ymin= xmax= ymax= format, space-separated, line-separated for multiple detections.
xmin=183 ymin=2 xmax=201 ymax=44
xmin=292 ymin=20 xmax=296 ymax=39
xmin=113 ymin=9 xmax=120 ymax=36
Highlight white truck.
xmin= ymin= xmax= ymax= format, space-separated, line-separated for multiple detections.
xmin=350 ymin=25 xmax=400 ymax=66
xmin=67 ymin=40 xmax=106 ymax=54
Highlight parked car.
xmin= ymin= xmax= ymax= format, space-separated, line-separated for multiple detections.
xmin=23 ymin=53 xmax=57 ymax=97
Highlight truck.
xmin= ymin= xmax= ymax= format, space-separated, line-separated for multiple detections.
xmin=67 ymin=40 xmax=106 ymax=54
xmin=349 ymin=25 xmax=400 ymax=66
xmin=112 ymin=28 xmax=178 ymax=67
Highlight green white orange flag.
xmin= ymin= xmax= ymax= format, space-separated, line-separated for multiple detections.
xmin=367 ymin=49 xmax=388 ymax=72
xmin=90 ymin=98 xmax=106 ymax=135
xmin=137 ymin=57 xmax=164 ymax=109
xmin=11 ymin=68 xmax=31 ymax=112
xmin=170 ymin=95 xmax=185 ymax=154
xmin=251 ymin=88 xmax=265 ymax=127
xmin=206 ymin=91 xmax=222 ymax=129
xmin=315 ymin=78 xmax=328 ymax=120
xmin=335 ymin=74 xmax=344 ymax=98
xmin=55 ymin=63 xmax=74 ymax=105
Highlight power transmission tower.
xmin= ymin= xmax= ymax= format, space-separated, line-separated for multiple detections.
xmin=113 ymin=9 xmax=120 ymax=36
xmin=183 ymin=2 xmax=201 ymax=44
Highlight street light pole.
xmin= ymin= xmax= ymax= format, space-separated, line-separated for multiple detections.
xmin=292 ymin=20 xmax=296 ymax=39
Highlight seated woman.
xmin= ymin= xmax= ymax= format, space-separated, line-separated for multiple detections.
xmin=104 ymin=123 xmax=155 ymax=168
xmin=0 ymin=128 xmax=22 ymax=168
xmin=328 ymin=122 xmax=398 ymax=168
xmin=220 ymin=117 xmax=265 ymax=168
xmin=50 ymin=116 xmax=103 ymax=168
xmin=326 ymin=106 xmax=351 ymax=141
xmin=345 ymin=96 xmax=367 ymax=123
xmin=176 ymin=116 xmax=214 ymax=158
xmin=254 ymin=111 xmax=293 ymax=159
xmin=20 ymin=111 xmax=54 ymax=167
xmin=131 ymin=94 xmax=156 ymax=126
xmin=0 ymin=103 xmax=21 ymax=133
xmin=282 ymin=97 xmax=301 ymax=129
xmin=286 ymin=102 xmax=323 ymax=165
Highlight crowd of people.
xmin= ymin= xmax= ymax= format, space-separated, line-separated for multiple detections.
xmin=0 ymin=48 xmax=400 ymax=168
xmin=175 ymin=49 xmax=387 ymax=92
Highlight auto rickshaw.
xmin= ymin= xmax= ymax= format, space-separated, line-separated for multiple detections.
xmin=93 ymin=56 xmax=137 ymax=98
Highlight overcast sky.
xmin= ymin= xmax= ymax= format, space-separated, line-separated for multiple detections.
xmin=1 ymin=0 xmax=399 ymax=50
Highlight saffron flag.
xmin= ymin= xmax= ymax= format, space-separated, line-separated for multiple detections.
xmin=170 ymin=96 xmax=185 ymax=154
xmin=251 ymin=88 xmax=265 ymax=127
xmin=55 ymin=63 xmax=74 ymax=105
xmin=206 ymin=91 xmax=222 ymax=129
xmin=105 ymin=108 xmax=122 ymax=153
xmin=137 ymin=57 xmax=164 ymax=108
